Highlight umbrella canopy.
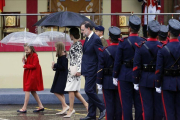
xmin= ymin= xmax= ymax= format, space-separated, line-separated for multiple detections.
xmin=29 ymin=30 xmax=73 ymax=47
xmin=29 ymin=29 xmax=73 ymax=61
xmin=33 ymin=15 xmax=49 ymax=26
xmin=27 ymin=36 xmax=49 ymax=47
xmin=1 ymin=29 xmax=37 ymax=46
xmin=37 ymin=11 xmax=97 ymax=27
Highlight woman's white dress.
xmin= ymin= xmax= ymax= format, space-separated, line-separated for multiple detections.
xmin=64 ymin=41 xmax=82 ymax=91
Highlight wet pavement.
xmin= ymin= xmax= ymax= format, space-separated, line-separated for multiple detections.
xmin=0 ymin=104 xmax=105 ymax=120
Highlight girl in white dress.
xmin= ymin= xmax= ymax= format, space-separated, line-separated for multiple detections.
xmin=64 ymin=27 xmax=88 ymax=118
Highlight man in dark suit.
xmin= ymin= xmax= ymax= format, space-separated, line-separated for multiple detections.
xmin=80 ymin=21 xmax=106 ymax=120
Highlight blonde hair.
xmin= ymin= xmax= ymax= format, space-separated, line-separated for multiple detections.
xmin=55 ymin=42 xmax=65 ymax=57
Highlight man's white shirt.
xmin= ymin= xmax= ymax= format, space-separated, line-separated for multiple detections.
xmin=87 ymin=31 xmax=94 ymax=42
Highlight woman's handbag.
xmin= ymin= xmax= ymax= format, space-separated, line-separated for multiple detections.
xmin=69 ymin=65 xmax=77 ymax=76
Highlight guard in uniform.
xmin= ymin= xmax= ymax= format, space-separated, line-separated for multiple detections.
xmin=138 ymin=0 xmax=161 ymax=38
xmin=95 ymin=25 xmax=108 ymax=94
xmin=133 ymin=20 xmax=164 ymax=120
xmin=155 ymin=19 xmax=180 ymax=120
xmin=95 ymin=26 xmax=108 ymax=47
xmin=158 ymin=25 xmax=169 ymax=44
xmin=113 ymin=15 xmax=146 ymax=120
xmin=97 ymin=26 xmax=122 ymax=120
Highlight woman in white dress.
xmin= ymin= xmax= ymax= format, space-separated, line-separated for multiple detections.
xmin=63 ymin=27 xmax=88 ymax=118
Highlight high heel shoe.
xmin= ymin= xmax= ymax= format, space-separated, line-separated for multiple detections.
xmin=56 ymin=106 xmax=69 ymax=115
xmin=63 ymin=109 xmax=75 ymax=118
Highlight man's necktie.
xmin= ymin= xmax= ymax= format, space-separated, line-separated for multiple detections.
xmin=85 ymin=37 xmax=88 ymax=42
xmin=84 ymin=37 xmax=88 ymax=47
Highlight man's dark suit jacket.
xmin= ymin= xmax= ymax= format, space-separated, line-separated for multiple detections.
xmin=81 ymin=32 xmax=103 ymax=77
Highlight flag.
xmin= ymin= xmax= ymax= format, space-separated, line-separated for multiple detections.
xmin=0 ymin=0 xmax=5 ymax=12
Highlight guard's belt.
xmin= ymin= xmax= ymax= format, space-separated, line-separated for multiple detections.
xmin=164 ymin=69 xmax=180 ymax=76
xmin=122 ymin=60 xmax=133 ymax=68
xmin=164 ymin=46 xmax=180 ymax=76
xmin=103 ymin=68 xmax=113 ymax=76
xmin=122 ymin=38 xmax=134 ymax=68
xmin=142 ymin=64 xmax=156 ymax=72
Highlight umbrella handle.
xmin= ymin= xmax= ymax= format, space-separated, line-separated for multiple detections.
xmin=23 ymin=52 xmax=25 ymax=64
xmin=51 ymin=27 xmax=54 ymax=61
xmin=52 ymin=50 xmax=54 ymax=62
xmin=65 ymin=27 xmax=66 ymax=46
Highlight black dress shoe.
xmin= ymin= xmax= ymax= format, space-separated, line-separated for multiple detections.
xmin=80 ymin=116 xmax=96 ymax=120
xmin=17 ymin=109 xmax=27 ymax=113
xmin=33 ymin=108 xmax=44 ymax=112
xmin=98 ymin=109 xmax=106 ymax=120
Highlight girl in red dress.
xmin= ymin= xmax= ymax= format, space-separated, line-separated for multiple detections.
xmin=17 ymin=44 xmax=44 ymax=113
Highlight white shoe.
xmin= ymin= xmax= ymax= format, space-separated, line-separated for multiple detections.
xmin=63 ymin=109 xmax=75 ymax=118
xmin=56 ymin=106 xmax=69 ymax=115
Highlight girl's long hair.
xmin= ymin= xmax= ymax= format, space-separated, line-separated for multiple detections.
xmin=24 ymin=43 xmax=36 ymax=57
xmin=55 ymin=42 xmax=65 ymax=57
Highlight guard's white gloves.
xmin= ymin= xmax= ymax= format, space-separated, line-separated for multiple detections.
xmin=134 ymin=84 xmax=139 ymax=91
xmin=113 ymin=78 xmax=118 ymax=86
xmin=155 ymin=87 xmax=161 ymax=93
xmin=97 ymin=84 xmax=102 ymax=90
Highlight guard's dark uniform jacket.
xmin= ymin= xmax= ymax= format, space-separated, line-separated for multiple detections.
xmin=155 ymin=39 xmax=180 ymax=120
xmin=133 ymin=38 xmax=162 ymax=87
xmin=97 ymin=43 xmax=119 ymax=89
xmin=113 ymin=34 xmax=146 ymax=81
xmin=113 ymin=33 xmax=146 ymax=120
xmin=133 ymin=38 xmax=164 ymax=120
xmin=155 ymin=39 xmax=180 ymax=91
xmin=97 ymin=43 xmax=122 ymax=120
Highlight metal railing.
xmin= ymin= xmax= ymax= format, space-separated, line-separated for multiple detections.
xmin=0 ymin=13 xmax=179 ymax=16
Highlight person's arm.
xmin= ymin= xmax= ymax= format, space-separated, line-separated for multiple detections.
xmin=54 ymin=57 xmax=68 ymax=71
xmin=22 ymin=55 xmax=27 ymax=64
xmin=156 ymin=0 xmax=161 ymax=13
xmin=97 ymin=51 xmax=104 ymax=85
xmin=23 ymin=54 xmax=39 ymax=69
xmin=113 ymin=41 xmax=123 ymax=78
xmin=133 ymin=47 xmax=142 ymax=84
xmin=94 ymin=38 xmax=103 ymax=57
xmin=76 ymin=43 xmax=83 ymax=73
xmin=155 ymin=50 xmax=164 ymax=88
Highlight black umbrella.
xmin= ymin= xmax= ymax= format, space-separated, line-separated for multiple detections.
xmin=33 ymin=15 xmax=48 ymax=26
xmin=37 ymin=11 xmax=97 ymax=27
